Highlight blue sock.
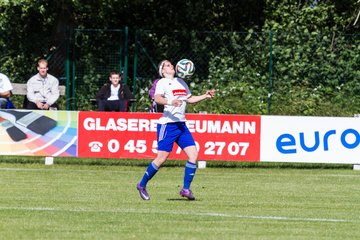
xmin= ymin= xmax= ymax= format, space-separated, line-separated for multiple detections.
xmin=183 ymin=161 xmax=197 ymax=189
xmin=140 ymin=161 xmax=159 ymax=187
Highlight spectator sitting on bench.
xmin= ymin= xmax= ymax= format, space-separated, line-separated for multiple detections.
xmin=26 ymin=59 xmax=60 ymax=110
xmin=96 ymin=71 xmax=134 ymax=112
xmin=0 ymin=72 xmax=14 ymax=109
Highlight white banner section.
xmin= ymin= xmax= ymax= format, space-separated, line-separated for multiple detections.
xmin=260 ymin=115 xmax=360 ymax=164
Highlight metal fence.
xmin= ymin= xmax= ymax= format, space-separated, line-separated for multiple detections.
xmin=39 ymin=29 xmax=360 ymax=115
xmin=132 ymin=30 xmax=360 ymax=115
xmin=132 ymin=30 xmax=270 ymax=112
xmin=70 ymin=28 xmax=128 ymax=110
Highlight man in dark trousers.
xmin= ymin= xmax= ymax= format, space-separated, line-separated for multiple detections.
xmin=96 ymin=71 xmax=134 ymax=112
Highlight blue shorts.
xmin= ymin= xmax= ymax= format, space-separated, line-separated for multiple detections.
xmin=157 ymin=122 xmax=195 ymax=152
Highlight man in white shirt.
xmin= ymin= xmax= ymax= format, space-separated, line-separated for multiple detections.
xmin=26 ymin=59 xmax=60 ymax=110
xmin=0 ymin=73 xmax=14 ymax=109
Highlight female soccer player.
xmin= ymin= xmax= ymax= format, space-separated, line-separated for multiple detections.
xmin=136 ymin=59 xmax=215 ymax=200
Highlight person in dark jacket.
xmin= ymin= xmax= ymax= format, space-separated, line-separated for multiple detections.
xmin=96 ymin=71 xmax=134 ymax=112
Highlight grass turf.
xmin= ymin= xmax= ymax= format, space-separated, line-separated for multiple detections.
xmin=0 ymin=162 xmax=359 ymax=239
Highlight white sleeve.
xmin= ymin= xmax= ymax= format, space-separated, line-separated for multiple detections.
xmin=0 ymin=74 xmax=13 ymax=92
xmin=154 ymin=78 xmax=165 ymax=95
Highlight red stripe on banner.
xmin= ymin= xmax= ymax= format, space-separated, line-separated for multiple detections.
xmin=78 ymin=112 xmax=261 ymax=161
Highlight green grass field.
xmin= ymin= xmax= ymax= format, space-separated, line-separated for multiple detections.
xmin=0 ymin=161 xmax=360 ymax=239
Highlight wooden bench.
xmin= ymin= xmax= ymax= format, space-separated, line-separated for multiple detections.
xmin=11 ymin=83 xmax=66 ymax=109
xmin=11 ymin=83 xmax=66 ymax=96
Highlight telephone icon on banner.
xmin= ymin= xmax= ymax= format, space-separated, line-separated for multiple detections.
xmin=89 ymin=141 xmax=103 ymax=152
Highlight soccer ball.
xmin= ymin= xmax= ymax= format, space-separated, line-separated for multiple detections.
xmin=175 ymin=59 xmax=195 ymax=78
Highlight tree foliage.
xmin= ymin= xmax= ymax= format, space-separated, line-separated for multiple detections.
xmin=260 ymin=0 xmax=360 ymax=116
xmin=0 ymin=0 xmax=359 ymax=115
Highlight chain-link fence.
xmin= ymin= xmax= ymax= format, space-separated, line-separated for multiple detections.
xmin=71 ymin=28 xmax=128 ymax=110
xmin=133 ymin=30 xmax=270 ymax=112
xmin=2 ymin=26 xmax=359 ymax=114
xmin=12 ymin=28 xmax=357 ymax=115
xmin=133 ymin=30 xmax=360 ymax=115
xmin=0 ymin=29 xmax=70 ymax=109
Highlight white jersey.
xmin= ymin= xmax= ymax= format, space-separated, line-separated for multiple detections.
xmin=155 ymin=77 xmax=191 ymax=124
xmin=0 ymin=73 xmax=13 ymax=93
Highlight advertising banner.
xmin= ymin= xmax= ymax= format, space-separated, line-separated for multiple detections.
xmin=0 ymin=110 xmax=78 ymax=156
xmin=260 ymin=115 xmax=360 ymax=164
xmin=78 ymin=112 xmax=261 ymax=161
xmin=2 ymin=110 xmax=359 ymax=164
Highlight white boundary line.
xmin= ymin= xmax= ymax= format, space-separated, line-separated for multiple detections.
xmin=0 ymin=206 xmax=358 ymax=223
xmin=0 ymin=167 xmax=360 ymax=176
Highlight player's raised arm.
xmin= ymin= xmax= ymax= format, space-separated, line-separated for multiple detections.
xmin=187 ymin=89 xmax=215 ymax=104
